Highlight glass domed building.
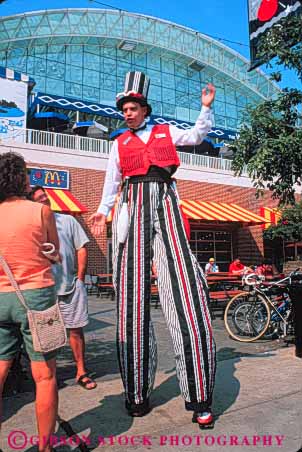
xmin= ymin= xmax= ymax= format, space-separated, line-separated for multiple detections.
xmin=0 ymin=8 xmax=279 ymax=140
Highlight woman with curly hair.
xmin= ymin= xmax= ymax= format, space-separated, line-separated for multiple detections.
xmin=0 ymin=152 xmax=60 ymax=452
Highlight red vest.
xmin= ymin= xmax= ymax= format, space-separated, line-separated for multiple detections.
xmin=117 ymin=124 xmax=180 ymax=177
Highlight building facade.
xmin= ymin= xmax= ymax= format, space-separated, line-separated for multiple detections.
xmin=0 ymin=9 xmax=284 ymax=273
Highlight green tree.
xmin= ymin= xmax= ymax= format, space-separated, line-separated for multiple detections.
xmin=264 ymin=202 xmax=302 ymax=242
xmin=232 ymin=13 xmax=302 ymax=206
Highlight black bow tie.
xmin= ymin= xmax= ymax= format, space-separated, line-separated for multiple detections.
xmin=129 ymin=123 xmax=147 ymax=134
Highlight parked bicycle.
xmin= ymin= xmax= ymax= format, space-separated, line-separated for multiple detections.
xmin=223 ymin=269 xmax=300 ymax=343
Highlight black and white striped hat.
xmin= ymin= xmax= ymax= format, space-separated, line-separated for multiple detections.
xmin=116 ymin=71 xmax=152 ymax=116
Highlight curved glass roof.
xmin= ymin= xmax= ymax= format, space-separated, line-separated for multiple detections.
xmin=0 ymin=9 xmax=278 ymax=100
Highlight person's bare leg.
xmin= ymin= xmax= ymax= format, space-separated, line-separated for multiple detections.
xmin=0 ymin=360 xmax=13 ymax=430
xmin=69 ymin=328 xmax=96 ymax=389
xmin=31 ymin=358 xmax=57 ymax=452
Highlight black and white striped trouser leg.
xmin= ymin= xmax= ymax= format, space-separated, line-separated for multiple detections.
xmin=153 ymin=182 xmax=216 ymax=411
xmin=112 ymin=182 xmax=157 ymax=407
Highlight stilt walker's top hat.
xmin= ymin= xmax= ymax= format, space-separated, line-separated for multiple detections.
xmin=116 ymin=71 xmax=152 ymax=116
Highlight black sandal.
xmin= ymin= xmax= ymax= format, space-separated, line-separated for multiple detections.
xmin=76 ymin=373 xmax=97 ymax=390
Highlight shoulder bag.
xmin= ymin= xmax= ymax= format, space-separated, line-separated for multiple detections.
xmin=0 ymin=253 xmax=67 ymax=353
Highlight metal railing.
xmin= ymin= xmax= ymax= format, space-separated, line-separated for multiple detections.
xmin=24 ymin=128 xmax=112 ymax=155
xmin=5 ymin=128 xmax=247 ymax=175
xmin=178 ymin=151 xmax=235 ymax=172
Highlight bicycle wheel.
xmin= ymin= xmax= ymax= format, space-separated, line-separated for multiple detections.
xmin=224 ymin=291 xmax=271 ymax=342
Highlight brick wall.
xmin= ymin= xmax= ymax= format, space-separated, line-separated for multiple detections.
xmin=27 ymin=160 xmax=280 ymax=273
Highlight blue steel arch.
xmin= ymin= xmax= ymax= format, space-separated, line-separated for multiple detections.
xmin=0 ymin=9 xmax=279 ymax=130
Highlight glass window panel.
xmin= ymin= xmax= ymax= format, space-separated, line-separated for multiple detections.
xmin=189 ymin=109 xmax=199 ymax=122
xmin=216 ymin=252 xmax=232 ymax=263
xmin=46 ymin=78 xmax=64 ymax=96
xmin=32 ymin=75 xmax=46 ymax=92
xmin=161 ymin=58 xmax=174 ymax=75
xmin=85 ymin=45 xmax=100 ymax=55
xmin=162 ymin=88 xmax=175 ymax=104
xmin=47 ymin=45 xmax=65 ymax=62
xmin=176 ymin=106 xmax=189 ymax=120
xmin=189 ymin=94 xmax=200 ymax=109
xmin=102 ymin=57 xmax=117 ymax=75
xmin=117 ymin=76 xmax=124 ymax=92
xmin=8 ymin=57 xmax=27 ymax=73
xmin=147 ymin=53 xmax=160 ymax=70
xmin=175 ymin=76 xmax=188 ymax=93
xmin=0 ymin=51 xmax=7 ymax=66
xmin=187 ymin=69 xmax=200 ymax=81
xmin=226 ymin=117 xmax=237 ymax=129
xmin=226 ymin=103 xmax=237 ymax=119
xmin=215 ymin=242 xmax=231 ymax=251
xmin=174 ymin=63 xmax=187 ymax=77
xmin=47 ymin=60 xmax=65 ymax=80
xmin=237 ymin=94 xmax=247 ymax=107
xmin=214 ymin=101 xmax=225 ymax=116
xmin=103 ymin=46 xmax=116 ymax=57
xmin=215 ymin=86 xmax=225 ymax=102
xmin=65 ymin=65 xmax=82 ymax=83
xmin=162 ymin=103 xmax=175 ymax=117
xmin=26 ymin=56 xmax=34 ymax=74
xmin=83 ymin=68 xmax=99 ymax=88
xmin=117 ymin=49 xmax=132 ymax=62
xmin=116 ymin=61 xmax=132 ymax=77
xmin=34 ymin=57 xmax=46 ymax=76
xmin=188 ymin=79 xmax=200 ymax=94
xmin=147 ymin=69 xmax=161 ymax=86
xmin=65 ymin=82 xmax=82 ymax=98
xmin=215 ymin=231 xmax=231 ymax=241
xmin=176 ymin=92 xmax=189 ymax=108
xmin=103 ymin=76 xmax=116 ymax=91
xmin=66 ymin=47 xmax=83 ymax=67
xmin=197 ymin=241 xmax=214 ymax=251
xmin=150 ymin=100 xmax=162 ymax=115
xmin=7 ymin=48 xmax=26 ymax=58
xmin=196 ymin=231 xmax=214 ymax=241
xmin=148 ymin=84 xmax=162 ymax=101
xmin=162 ymin=72 xmax=175 ymax=89
xmin=102 ymin=89 xmax=115 ymax=103
xmin=83 ymin=85 xmax=100 ymax=102
xmin=215 ymin=115 xmax=226 ymax=127
xmin=133 ymin=52 xmax=146 ymax=67
xmin=84 ymin=51 xmax=100 ymax=71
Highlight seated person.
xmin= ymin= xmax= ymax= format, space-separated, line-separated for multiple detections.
xmin=256 ymin=260 xmax=276 ymax=277
xmin=205 ymin=257 xmax=219 ymax=275
xmin=229 ymin=258 xmax=252 ymax=275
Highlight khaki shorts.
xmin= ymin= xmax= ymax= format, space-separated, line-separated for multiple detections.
xmin=0 ymin=285 xmax=57 ymax=362
xmin=58 ymin=279 xmax=89 ymax=329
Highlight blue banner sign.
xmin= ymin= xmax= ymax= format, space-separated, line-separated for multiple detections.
xmin=28 ymin=168 xmax=69 ymax=189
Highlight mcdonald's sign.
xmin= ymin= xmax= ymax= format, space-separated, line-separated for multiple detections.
xmin=28 ymin=167 xmax=69 ymax=189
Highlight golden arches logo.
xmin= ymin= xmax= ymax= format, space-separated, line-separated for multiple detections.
xmin=44 ymin=171 xmax=61 ymax=186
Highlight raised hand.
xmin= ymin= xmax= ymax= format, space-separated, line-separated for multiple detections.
xmin=201 ymin=83 xmax=216 ymax=108
xmin=89 ymin=212 xmax=106 ymax=237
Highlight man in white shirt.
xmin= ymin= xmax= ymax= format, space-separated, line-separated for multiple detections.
xmin=90 ymin=71 xmax=216 ymax=428
xmin=31 ymin=186 xmax=97 ymax=391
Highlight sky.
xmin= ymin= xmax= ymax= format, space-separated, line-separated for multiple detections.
xmin=0 ymin=0 xmax=299 ymax=89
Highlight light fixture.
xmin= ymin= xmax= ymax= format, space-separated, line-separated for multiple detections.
xmin=188 ymin=60 xmax=206 ymax=72
xmin=118 ymin=40 xmax=137 ymax=51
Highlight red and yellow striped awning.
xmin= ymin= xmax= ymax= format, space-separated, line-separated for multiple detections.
xmin=45 ymin=189 xmax=87 ymax=213
xmin=180 ymin=200 xmax=267 ymax=224
xmin=260 ymin=207 xmax=282 ymax=229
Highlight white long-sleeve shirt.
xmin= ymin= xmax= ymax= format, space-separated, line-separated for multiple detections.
xmin=97 ymin=106 xmax=213 ymax=217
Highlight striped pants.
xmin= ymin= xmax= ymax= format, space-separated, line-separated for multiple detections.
xmin=112 ymin=181 xmax=216 ymax=411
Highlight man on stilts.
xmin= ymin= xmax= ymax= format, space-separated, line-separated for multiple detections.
xmin=90 ymin=71 xmax=216 ymax=429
